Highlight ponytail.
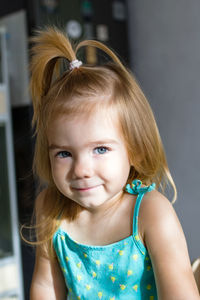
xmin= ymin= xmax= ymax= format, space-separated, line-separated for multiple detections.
xmin=30 ymin=27 xmax=76 ymax=127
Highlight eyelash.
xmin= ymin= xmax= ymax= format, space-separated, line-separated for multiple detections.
xmin=93 ymin=146 xmax=109 ymax=155
xmin=56 ymin=151 xmax=71 ymax=158
xmin=55 ymin=146 xmax=110 ymax=158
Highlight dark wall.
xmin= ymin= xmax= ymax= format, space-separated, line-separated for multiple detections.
xmin=0 ymin=1 xmax=25 ymax=17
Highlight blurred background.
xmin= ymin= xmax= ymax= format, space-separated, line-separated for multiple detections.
xmin=0 ymin=0 xmax=199 ymax=299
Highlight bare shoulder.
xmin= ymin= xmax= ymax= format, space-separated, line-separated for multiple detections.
xmin=140 ymin=189 xmax=177 ymax=231
xmin=140 ymin=189 xmax=186 ymax=252
xmin=138 ymin=189 xmax=181 ymax=249
xmin=141 ymin=188 xmax=174 ymax=214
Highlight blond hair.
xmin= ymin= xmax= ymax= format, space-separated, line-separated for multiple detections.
xmin=25 ymin=27 xmax=176 ymax=255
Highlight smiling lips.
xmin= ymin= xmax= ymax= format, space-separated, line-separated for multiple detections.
xmin=72 ymin=184 xmax=101 ymax=191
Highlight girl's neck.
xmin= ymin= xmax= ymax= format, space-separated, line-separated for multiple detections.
xmin=77 ymin=190 xmax=124 ymax=221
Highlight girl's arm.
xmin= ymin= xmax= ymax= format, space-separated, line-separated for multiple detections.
xmin=30 ymin=249 xmax=67 ymax=300
xmin=30 ymin=190 xmax=67 ymax=300
xmin=141 ymin=190 xmax=200 ymax=300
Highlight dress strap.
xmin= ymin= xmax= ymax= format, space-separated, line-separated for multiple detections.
xmin=125 ymin=179 xmax=155 ymax=195
xmin=125 ymin=180 xmax=156 ymax=254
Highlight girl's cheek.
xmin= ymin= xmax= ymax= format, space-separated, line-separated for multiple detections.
xmin=98 ymin=158 xmax=115 ymax=173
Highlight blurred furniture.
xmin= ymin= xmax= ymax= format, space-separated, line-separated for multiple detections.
xmin=0 ymin=27 xmax=24 ymax=299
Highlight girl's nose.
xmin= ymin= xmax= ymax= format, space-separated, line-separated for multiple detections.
xmin=72 ymin=157 xmax=93 ymax=179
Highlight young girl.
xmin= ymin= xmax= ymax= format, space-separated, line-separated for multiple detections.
xmin=29 ymin=27 xmax=199 ymax=299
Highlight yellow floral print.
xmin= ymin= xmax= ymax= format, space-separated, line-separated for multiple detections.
xmin=135 ymin=235 xmax=140 ymax=241
xmin=110 ymin=276 xmax=116 ymax=283
xmin=77 ymin=275 xmax=82 ymax=281
xmin=146 ymin=284 xmax=152 ymax=290
xmin=133 ymin=284 xmax=138 ymax=292
xmin=95 ymin=260 xmax=101 ymax=266
xmin=127 ymin=270 xmax=133 ymax=276
xmin=92 ymin=271 xmax=97 ymax=278
xmin=98 ymin=291 xmax=103 ymax=299
xmin=85 ymin=284 xmax=91 ymax=290
xmin=132 ymin=254 xmax=138 ymax=261
xmin=120 ymin=284 xmax=126 ymax=290
xmin=108 ymin=263 xmax=114 ymax=270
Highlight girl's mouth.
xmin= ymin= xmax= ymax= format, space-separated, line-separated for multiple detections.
xmin=72 ymin=185 xmax=101 ymax=191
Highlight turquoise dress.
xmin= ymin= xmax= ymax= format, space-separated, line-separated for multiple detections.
xmin=53 ymin=180 xmax=158 ymax=299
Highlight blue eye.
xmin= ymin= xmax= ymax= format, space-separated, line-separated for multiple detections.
xmin=56 ymin=151 xmax=71 ymax=158
xmin=94 ymin=147 xmax=108 ymax=155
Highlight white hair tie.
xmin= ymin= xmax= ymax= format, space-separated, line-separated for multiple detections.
xmin=69 ymin=59 xmax=82 ymax=70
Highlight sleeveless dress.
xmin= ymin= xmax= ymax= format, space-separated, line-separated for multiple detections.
xmin=53 ymin=180 xmax=158 ymax=299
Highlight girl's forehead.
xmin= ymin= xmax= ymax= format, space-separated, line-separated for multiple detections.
xmin=51 ymin=108 xmax=119 ymax=129
xmin=50 ymin=103 xmax=119 ymax=125
xmin=47 ymin=108 xmax=124 ymax=143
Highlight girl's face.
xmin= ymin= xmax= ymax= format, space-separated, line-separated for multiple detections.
xmin=48 ymin=108 xmax=131 ymax=211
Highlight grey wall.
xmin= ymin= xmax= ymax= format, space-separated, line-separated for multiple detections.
xmin=127 ymin=0 xmax=200 ymax=261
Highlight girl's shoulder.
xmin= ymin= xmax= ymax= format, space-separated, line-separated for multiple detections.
xmin=140 ymin=190 xmax=178 ymax=233
xmin=139 ymin=189 xmax=179 ymax=243
xmin=140 ymin=188 xmax=174 ymax=219
xmin=139 ymin=190 xmax=183 ymax=250
xmin=139 ymin=190 xmax=200 ymax=298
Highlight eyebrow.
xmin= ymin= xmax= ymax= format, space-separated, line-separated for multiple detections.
xmin=48 ymin=139 xmax=119 ymax=150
